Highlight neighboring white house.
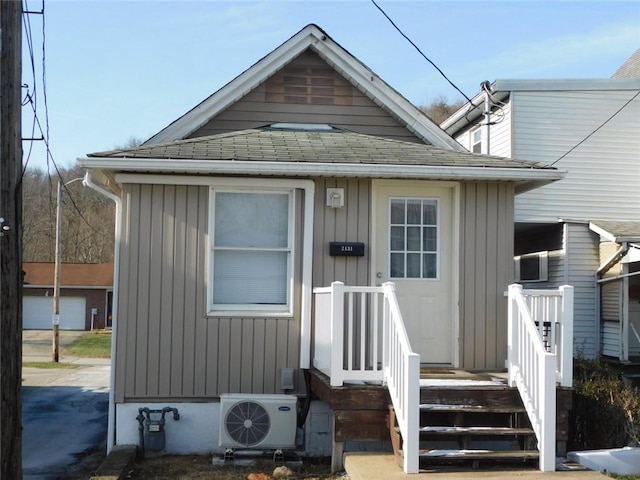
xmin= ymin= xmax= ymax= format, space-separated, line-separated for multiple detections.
xmin=442 ymin=55 xmax=640 ymax=362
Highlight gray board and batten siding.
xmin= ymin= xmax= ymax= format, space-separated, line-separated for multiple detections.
xmin=110 ymin=45 xmax=532 ymax=401
xmin=114 ymin=178 xmax=516 ymax=402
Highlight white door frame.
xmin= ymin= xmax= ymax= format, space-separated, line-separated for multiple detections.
xmin=371 ymin=179 xmax=460 ymax=367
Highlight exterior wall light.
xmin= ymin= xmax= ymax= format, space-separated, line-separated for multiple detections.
xmin=326 ymin=188 xmax=344 ymax=208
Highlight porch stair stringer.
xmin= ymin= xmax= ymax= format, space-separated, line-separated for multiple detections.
xmin=389 ymin=384 xmax=573 ymax=470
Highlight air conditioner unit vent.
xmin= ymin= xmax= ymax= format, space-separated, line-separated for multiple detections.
xmin=515 ymin=251 xmax=549 ymax=282
xmin=219 ymin=394 xmax=297 ymax=449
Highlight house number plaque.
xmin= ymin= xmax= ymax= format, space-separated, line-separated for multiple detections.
xmin=329 ymin=242 xmax=365 ymax=257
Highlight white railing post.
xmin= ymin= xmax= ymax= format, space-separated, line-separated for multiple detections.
xmin=507 ymin=284 xmax=522 ymax=388
xmin=539 ymin=352 xmax=557 ymax=472
xmin=559 ymin=285 xmax=574 ymax=388
xmin=404 ymin=352 xmax=420 ymax=474
xmin=330 ymin=281 xmax=344 ymax=387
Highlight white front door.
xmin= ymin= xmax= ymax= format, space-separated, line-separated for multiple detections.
xmin=373 ymin=181 xmax=457 ymax=364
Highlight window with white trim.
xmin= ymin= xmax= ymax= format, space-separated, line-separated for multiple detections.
xmin=208 ymin=189 xmax=294 ymax=315
xmin=471 ymin=128 xmax=482 ymax=153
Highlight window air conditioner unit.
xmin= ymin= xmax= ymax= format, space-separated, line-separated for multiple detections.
xmin=515 ymin=251 xmax=549 ymax=282
xmin=219 ymin=393 xmax=297 ymax=449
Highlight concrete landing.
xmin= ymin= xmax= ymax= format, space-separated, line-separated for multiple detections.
xmin=344 ymin=452 xmax=610 ymax=480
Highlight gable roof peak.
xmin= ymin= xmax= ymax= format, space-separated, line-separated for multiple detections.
xmin=144 ymin=24 xmax=465 ymax=152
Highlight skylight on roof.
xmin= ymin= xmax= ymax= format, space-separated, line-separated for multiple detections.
xmin=269 ymin=123 xmax=336 ymax=131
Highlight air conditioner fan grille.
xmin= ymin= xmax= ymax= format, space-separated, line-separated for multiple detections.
xmin=225 ymin=400 xmax=271 ymax=447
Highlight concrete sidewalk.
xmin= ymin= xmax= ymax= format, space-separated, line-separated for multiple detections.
xmin=344 ymin=453 xmax=610 ymax=479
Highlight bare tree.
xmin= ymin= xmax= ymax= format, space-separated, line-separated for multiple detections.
xmin=419 ymin=95 xmax=466 ymax=125
xmin=22 ymin=165 xmax=115 ymax=263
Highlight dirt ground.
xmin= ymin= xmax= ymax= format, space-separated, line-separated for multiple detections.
xmin=125 ymin=455 xmax=348 ymax=480
xmin=57 ymin=449 xmax=347 ymax=480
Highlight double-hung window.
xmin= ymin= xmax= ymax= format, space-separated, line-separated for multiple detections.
xmin=208 ymin=188 xmax=294 ymax=315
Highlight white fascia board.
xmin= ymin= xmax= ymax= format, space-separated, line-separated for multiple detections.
xmin=493 ymin=78 xmax=640 ymax=92
xmin=589 ymin=222 xmax=617 ymax=242
xmin=146 ymin=26 xmax=322 ymax=144
xmin=311 ymin=40 xmax=465 ymax=152
xmin=440 ymin=90 xmax=510 ymax=135
xmin=78 ymin=157 xmax=564 ymax=184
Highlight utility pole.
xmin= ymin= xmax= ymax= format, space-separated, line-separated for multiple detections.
xmin=0 ymin=1 xmax=23 ymax=479
xmin=53 ymin=181 xmax=62 ymax=361
xmin=52 ymin=177 xmax=83 ymax=361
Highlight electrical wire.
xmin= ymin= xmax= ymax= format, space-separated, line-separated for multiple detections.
xmin=23 ymin=91 xmax=102 ymax=237
xmin=22 ymin=0 xmax=39 ymax=172
xmin=548 ymin=90 xmax=640 ymax=167
xmin=370 ymin=0 xmax=475 ymax=105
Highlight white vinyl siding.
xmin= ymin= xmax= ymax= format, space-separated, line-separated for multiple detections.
xmin=513 ymin=90 xmax=640 ymax=222
xmin=565 ymin=223 xmax=600 ymax=358
xmin=487 ymin=102 xmax=511 ymax=157
xmin=209 ymin=189 xmax=294 ymax=315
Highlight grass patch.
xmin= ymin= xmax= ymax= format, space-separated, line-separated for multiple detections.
xmin=66 ymin=331 xmax=112 ymax=358
xmin=23 ymin=361 xmax=77 ymax=369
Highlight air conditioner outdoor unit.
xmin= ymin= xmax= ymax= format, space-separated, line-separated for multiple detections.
xmin=219 ymin=393 xmax=297 ymax=449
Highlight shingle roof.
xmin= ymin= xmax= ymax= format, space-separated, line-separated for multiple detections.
xmin=23 ymin=262 xmax=114 ymax=287
xmin=612 ymin=49 xmax=640 ymax=79
xmin=89 ymin=128 xmax=547 ymax=170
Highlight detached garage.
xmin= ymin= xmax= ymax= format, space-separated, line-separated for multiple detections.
xmin=23 ymin=262 xmax=114 ymax=331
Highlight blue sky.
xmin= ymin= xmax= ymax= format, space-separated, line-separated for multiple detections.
xmin=22 ymin=0 xmax=640 ymax=172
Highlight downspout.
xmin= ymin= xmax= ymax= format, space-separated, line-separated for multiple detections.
xmin=596 ymin=242 xmax=629 ymax=360
xmin=481 ymin=81 xmax=492 ymax=155
xmin=83 ymin=171 xmax=121 ymax=454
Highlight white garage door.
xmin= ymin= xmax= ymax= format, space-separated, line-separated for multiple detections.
xmin=23 ymin=297 xmax=86 ymax=330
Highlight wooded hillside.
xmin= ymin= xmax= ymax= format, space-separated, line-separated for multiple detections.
xmin=22 ymin=165 xmax=115 ymax=263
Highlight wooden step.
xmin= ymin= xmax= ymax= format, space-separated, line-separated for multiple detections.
xmin=420 ymin=403 xmax=525 ymax=414
xmin=417 ymin=426 xmax=534 ymax=436
xmin=418 ymin=449 xmax=539 ymax=460
xmin=395 ymin=425 xmax=534 ymax=436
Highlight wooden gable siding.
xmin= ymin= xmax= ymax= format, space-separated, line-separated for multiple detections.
xmin=115 ymin=184 xmax=302 ymax=402
xmin=459 ymin=182 xmax=515 ymax=370
xmin=190 ymin=50 xmax=422 ymax=144
xmin=513 ymin=90 xmax=640 ymax=223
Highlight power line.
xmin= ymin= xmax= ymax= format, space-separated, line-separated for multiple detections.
xmin=370 ymin=0 xmax=474 ymax=104
xmin=548 ymin=90 xmax=640 ymax=167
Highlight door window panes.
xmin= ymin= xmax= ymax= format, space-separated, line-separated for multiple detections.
xmin=389 ymin=198 xmax=439 ymax=279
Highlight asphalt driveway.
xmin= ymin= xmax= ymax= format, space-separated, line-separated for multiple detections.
xmin=22 ymin=330 xmax=111 ymax=479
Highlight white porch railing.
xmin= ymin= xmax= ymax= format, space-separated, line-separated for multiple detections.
xmin=313 ymin=281 xmax=420 ymax=474
xmin=508 ymin=283 xmax=574 ymax=472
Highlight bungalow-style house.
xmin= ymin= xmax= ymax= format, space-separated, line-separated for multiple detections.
xmin=22 ymin=262 xmax=114 ymax=330
xmin=441 ymin=58 xmax=640 ymax=365
xmin=79 ymin=25 xmax=571 ymax=473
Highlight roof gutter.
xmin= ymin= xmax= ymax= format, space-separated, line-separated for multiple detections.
xmin=78 ymin=157 xmax=563 ymax=186
xmin=83 ymin=171 xmax=121 ymax=455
